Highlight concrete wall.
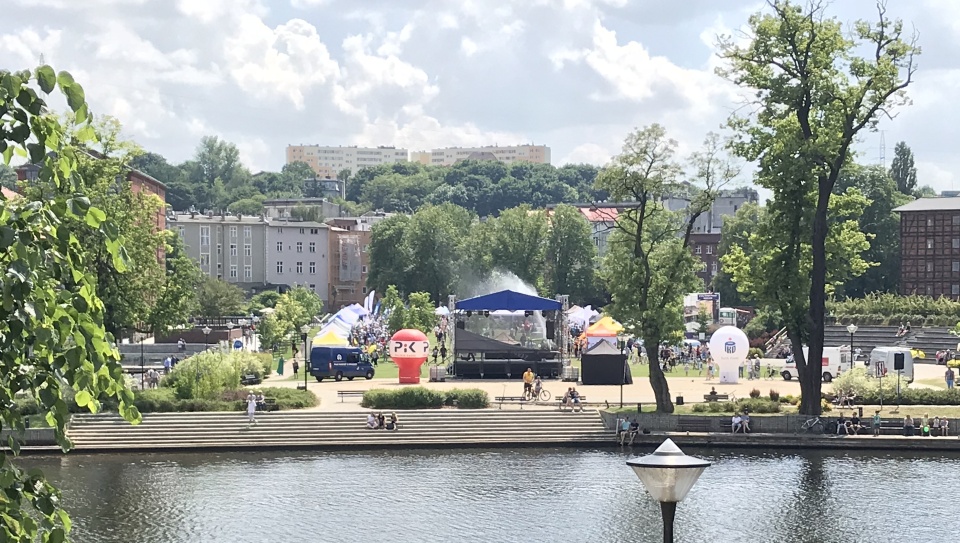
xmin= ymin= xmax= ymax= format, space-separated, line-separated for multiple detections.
xmin=599 ymin=412 xmax=960 ymax=434
xmin=1 ymin=428 xmax=57 ymax=446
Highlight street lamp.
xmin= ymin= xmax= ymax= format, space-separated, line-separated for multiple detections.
xmin=300 ymin=324 xmax=311 ymax=391
xmin=202 ymin=326 xmax=212 ymax=351
xmin=139 ymin=330 xmax=145 ymax=390
xmin=846 ymin=323 xmax=858 ymax=369
xmin=627 ymin=439 xmax=711 ymax=543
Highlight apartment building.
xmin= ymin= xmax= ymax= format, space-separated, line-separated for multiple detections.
xmin=266 ymin=221 xmax=332 ymax=306
xmin=893 ymin=198 xmax=960 ymax=297
xmin=169 ymin=211 xmax=269 ymax=289
xmin=286 ymin=145 xmax=409 ymax=176
xmin=418 ymin=144 xmax=551 ymax=167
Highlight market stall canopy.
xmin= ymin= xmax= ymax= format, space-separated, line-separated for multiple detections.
xmin=313 ymin=330 xmax=348 ymax=346
xmin=456 ymin=290 xmax=561 ymax=312
xmin=585 ymin=316 xmax=623 ymax=337
xmin=586 ymin=340 xmax=622 ymax=355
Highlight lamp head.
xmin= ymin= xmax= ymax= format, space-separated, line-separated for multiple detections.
xmin=846 ymin=324 xmax=858 ymax=335
xmin=626 ymin=439 xmax=710 ymax=503
xmin=201 ymin=326 xmax=212 ymax=335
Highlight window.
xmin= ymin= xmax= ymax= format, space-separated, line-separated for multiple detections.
xmin=361 ymin=265 xmax=368 ymax=274
xmin=297 ymin=241 xmax=303 ymax=253
xmin=309 ymin=262 xmax=316 ymax=274
xmin=244 ymin=226 xmax=252 ymax=238
xmin=928 ymin=239 xmax=934 ymax=249
xmin=277 ymin=227 xmax=283 ymax=234
xmin=200 ymin=254 xmax=210 ymax=267
xmin=230 ymin=226 xmax=237 ymax=238
xmin=309 ymin=241 xmax=316 ymax=253
xmin=954 ymin=216 xmax=960 ymax=226
xmin=230 ymin=243 xmax=237 ymax=256
xmin=953 ymin=285 xmax=960 ymax=296
xmin=178 ymin=226 xmax=184 ymax=238
xmin=711 ymin=261 xmax=718 ymax=275
xmin=954 ymin=261 xmax=959 ymax=273
xmin=217 ymin=243 xmax=221 ymax=255
xmin=310 ymin=228 xmax=319 ymax=235
xmin=695 ymin=245 xmax=702 ymax=255
xmin=244 ymin=243 xmax=252 ymax=257
xmin=928 ymin=285 xmax=934 ymax=296
xmin=706 ymin=245 xmax=713 ymax=255
xmin=299 ymin=228 xmax=305 ymax=234
xmin=296 ymin=262 xmax=303 ymax=274
xmin=276 ymin=262 xmax=283 ymax=274
xmin=229 ymin=265 xmax=237 ymax=278
xmin=927 ymin=262 xmax=934 ymax=273
xmin=200 ymin=226 xmax=210 ymax=246
xmin=277 ymin=241 xmax=283 ymax=252
xmin=954 ymin=239 xmax=959 ymax=250
xmin=244 ymin=265 xmax=252 ymax=279
xmin=928 ymin=218 xmax=934 ymax=227
xmin=362 ymin=286 xmax=368 ymax=294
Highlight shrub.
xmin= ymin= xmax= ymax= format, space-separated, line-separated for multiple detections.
xmin=749 ymin=388 xmax=762 ymax=399
xmin=748 ymin=347 xmax=765 ymax=359
xmin=821 ymin=399 xmax=833 ymax=412
xmin=362 ymin=387 xmax=445 ymax=409
xmin=162 ymin=350 xmax=277 ymax=400
xmin=736 ymin=398 xmax=781 ymax=414
xmin=769 ymin=390 xmax=781 ymax=402
xmin=706 ymin=402 xmax=724 ymax=413
xmin=443 ymin=388 xmax=490 ymax=409
xmin=132 ymin=386 xmax=317 ymax=412
xmin=691 ymin=403 xmax=709 ymax=413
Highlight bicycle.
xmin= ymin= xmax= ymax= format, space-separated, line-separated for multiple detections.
xmin=799 ymin=416 xmax=838 ymax=434
xmin=764 ymin=366 xmax=778 ymax=380
xmin=523 ymin=388 xmax=551 ymax=402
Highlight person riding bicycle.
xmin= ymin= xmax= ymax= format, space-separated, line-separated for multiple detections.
xmin=522 ymin=367 xmax=535 ymax=397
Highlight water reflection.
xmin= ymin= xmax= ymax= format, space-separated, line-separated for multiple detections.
xmin=21 ymin=447 xmax=960 ymax=543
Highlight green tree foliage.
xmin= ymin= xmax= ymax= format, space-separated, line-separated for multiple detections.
xmin=482 ymin=205 xmax=547 ymax=287
xmin=834 ymin=164 xmax=912 ymax=297
xmin=711 ymin=202 xmax=760 ymax=307
xmin=0 ymin=65 xmax=139 ymax=542
xmin=405 ymin=292 xmax=436 ymax=333
xmin=889 ymin=141 xmax=918 ymax=197
xmin=285 ymin=286 xmax=323 ymax=320
xmin=544 ymin=204 xmax=599 ymax=302
xmin=256 ymin=314 xmax=285 ymax=351
xmin=598 ymin=126 xmax=734 ymax=412
xmin=0 ymin=163 xmax=17 ymax=190
xmin=290 ymin=204 xmax=324 ymax=222
xmin=227 ymin=196 xmax=266 ymax=215
xmin=403 ymin=203 xmax=475 ymax=300
xmin=717 ymin=0 xmax=918 ymax=415
xmin=146 ymin=232 xmax=202 ymax=334
xmin=197 ymin=277 xmax=246 ymax=317
xmin=248 ymin=290 xmax=281 ymax=314
xmin=367 ymin=214 xmax=412 ymax=294
xmin=381 ymin=285 xmax=406 ymax=334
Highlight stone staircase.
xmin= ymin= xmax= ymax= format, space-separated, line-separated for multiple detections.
xmin=67 ymin=410 xmax=612 ymax=451
xmin=823 ymin=325 xmax=905 ymax=354
xmin=906 ymin=327 xmax=958 ymax=355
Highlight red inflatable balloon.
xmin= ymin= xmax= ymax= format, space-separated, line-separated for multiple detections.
xmin=389 ymin=329 xmax=430 ymax=384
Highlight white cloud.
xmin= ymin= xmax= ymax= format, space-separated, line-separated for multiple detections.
xmin=290 ymin=0 xmax=328 ymax=8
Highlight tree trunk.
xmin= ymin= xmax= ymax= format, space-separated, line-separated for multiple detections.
xmin=646 ymin=342 xmax=674 ymax=413
xmin=800 ymin=189 xmax=831 ymax=416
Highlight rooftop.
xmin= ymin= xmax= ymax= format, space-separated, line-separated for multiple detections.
xmin=893 ymin=198 xmax=960 ymax=212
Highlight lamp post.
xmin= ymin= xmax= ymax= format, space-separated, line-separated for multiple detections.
xmin=627 ymin=439 xmax=711 ymax=543
xmin=202 ymin=326 xmax=212 ymax=351
xmin=300 ymin=324 xmax=311 ymax=391
xmin=846 ymin=323 xmax=858 ymax=370
xmin=139 ymin=330 xmax=145 ymax=390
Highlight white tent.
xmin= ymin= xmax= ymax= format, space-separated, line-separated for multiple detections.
xmin=435 ymin=306 xmax=450 ymax=315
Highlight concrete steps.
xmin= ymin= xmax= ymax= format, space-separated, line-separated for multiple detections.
xmin=67 ymin=410 xmax=612 ymax=451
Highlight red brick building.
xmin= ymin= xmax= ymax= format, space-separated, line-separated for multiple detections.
xmin=893 ymin=198 xmax=960 ymax=297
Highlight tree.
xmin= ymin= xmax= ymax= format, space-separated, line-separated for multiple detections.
xmin=485 ymin=205 xmax=547 ymax=287
xmin=405 ymin=292 xmax=436 ymax=333
xmin=834 ymin=164 xmax=912 ymax=297
xmin=403 ymin=204 xmax=474 ymax=301
xmin=290 ymin=204 xmax=324 ymax=222
xmin=256 ymin=314 xmax=284 ymax=352
xmin=285 ymin=286 xmax=324 ymax=320
xmin=367 ymin=214 xmax=412 ymax=295
xmin=889 ymin=141 xmax=918 ymax=197
xmin=228 ymin=196 xmax=266 ymax=215
xmin=0 ymin=163 xmax=17 ymax=190
xmin=0 ymin=65 xmax=138 ymax=541
xmin=598 ymin=126 xmax=734 ymax=412
xmin=711 ymin=202 xmax=761 ymax=307
xmin=544 ymin=204 xmax=599 ymax=302
xmin=248 ymin=290 xmax=281 ymax=314
xmin=696 ymin=307 xmax=710 ymax=333
xmin=382 ymin=285 xmax=406 ymax=334
xmin=718 ymin=0 xmax=918 ymax=415
xmin=146 ymin=232 xmax=202 ymax=334
xmin=273 ymin=295 xmax=308 ymax=336
xmin=197 ymin=277 xmax=246 ymax=317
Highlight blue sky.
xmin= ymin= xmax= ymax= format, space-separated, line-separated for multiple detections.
xmin=4 ymin=0 xmax=958 ymax=192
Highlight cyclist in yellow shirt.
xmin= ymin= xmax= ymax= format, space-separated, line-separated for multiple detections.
xmin=522 ymin=368 xmax=534 ymax=398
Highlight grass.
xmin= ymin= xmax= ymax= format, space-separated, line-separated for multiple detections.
xmin=916 ymin=378 xmax=948 ymax=390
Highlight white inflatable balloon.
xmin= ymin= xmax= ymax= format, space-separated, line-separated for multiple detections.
xmin=708 ymin=326 xmax=750 ymax=384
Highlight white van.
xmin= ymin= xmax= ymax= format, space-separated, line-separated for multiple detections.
xmin=781 ymin=346 xmax=847 ymax=383
xmin=869 ymin=347 xmax=914 ymax=383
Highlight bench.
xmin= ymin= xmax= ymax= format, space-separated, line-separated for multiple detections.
xmin=494 ymin=396 xmax=529 ymax=410
xmin=241 ymin=374 xmax=262 ymax=386
xmin=876 ymin=419 xmax=949 ymax=437
xmin=556 ymin=395 xmax=587 ymax=411
xmin=258 ymin=398 xmax=278 ymax=412
xmin=337 ymin=390 xmax=365 ymax=402
xmin=677 ymin=418 xmax=714 ymax=433
xmin=703 ymin=394 xmax=730 ymax=402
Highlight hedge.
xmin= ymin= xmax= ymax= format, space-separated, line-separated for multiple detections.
xmin=692 ymin=398 xmax=781 ymax=414
xmin=361 ymin=387 xmax=489 ymax=409
xmin=131 ymin=387 xmax=319 ymax=413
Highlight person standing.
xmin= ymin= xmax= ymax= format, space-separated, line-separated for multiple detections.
xmin=291 ymin=357 xmax=299 ymax=378
xmin=246 ymin=392 xmax=258 ymax=427
xmin=945 ymin=366 xmax=955 ymax=390
xmin=522 ymin=367 xmax=535 ymax=397
xmin=872 ymin=410 xmax=881 ymax=437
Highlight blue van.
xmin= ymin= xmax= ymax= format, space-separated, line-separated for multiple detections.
xmin=310 ymin=346 xmax=375 ymax=382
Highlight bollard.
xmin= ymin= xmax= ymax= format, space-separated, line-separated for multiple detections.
xmin=858 ymin=407 xmax=863 ymax=418
xmin=637 ymin=402 xmax=642 ymax=413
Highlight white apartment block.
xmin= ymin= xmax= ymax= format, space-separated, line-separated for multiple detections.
xmin=169 ymin=212 xmax=269 ymax=288
xmin=286 ymin=145 xmax=409 ymax=176
xmin=418 ymin=144 xmax=551 ymax=167
xmin=265 ymin=221 xmax=332 ymax=306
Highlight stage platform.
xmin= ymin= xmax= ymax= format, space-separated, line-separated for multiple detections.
xmin=452 ymin=359 xmax=562 ymax=379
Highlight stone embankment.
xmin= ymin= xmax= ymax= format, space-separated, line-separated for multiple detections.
xmin=66 ymin=410 xmax=612 ymax=452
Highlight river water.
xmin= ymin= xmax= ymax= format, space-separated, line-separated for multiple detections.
xmin=22 ymin=447 xmax=960 ymax=543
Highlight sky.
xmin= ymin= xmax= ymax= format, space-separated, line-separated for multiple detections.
xmin=3 ymin=0 xmax=959 ymax=191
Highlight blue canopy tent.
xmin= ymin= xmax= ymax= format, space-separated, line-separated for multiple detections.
xmin=455 ymin=290 xmax=562 ymax=312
